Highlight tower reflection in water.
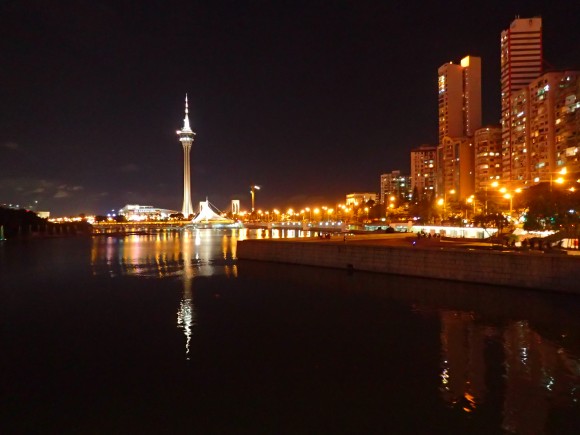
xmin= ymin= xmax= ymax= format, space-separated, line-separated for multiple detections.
xmin=90 ymin=228 xmax=239 ymax=360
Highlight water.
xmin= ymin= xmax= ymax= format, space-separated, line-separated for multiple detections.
xmin=1 ymin=229 xmax=580 ymax=434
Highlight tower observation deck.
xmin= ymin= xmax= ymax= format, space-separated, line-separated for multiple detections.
xmin=177 ymin=95 xmax=196 ymax=217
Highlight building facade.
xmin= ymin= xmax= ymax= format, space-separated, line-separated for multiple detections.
xmin=474 ymin=126 xmax=502 ymax=191
xmin=501 ymin=17 xmax=543 ymax=181
xmin=438 ymin=56 xmax=482 ymax=143
xmin=437 ymin=137 xmax=475 ymax=200
xmin=555 ymin=71 xmax=580 ymax=175
xmin=379 ymin=170 xmax=411 ymax=205
xmin=118 ymin=204 xmax=178 ymax=221
xmin=410 ymin=145 xmax=437 ymax=200
xmin=528 ymin=72 xmax=565 ymax=181
xmin=437 ymin=55 xmax=480 ymax=199
xmin=345 ymin=193 xmax=377 ymax=208
xmin=503 ymin=71 xmax=580 ymax=184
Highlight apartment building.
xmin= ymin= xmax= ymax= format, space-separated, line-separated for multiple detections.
xmin=474 ymin=126 xmax=502 ymax=191
xmin=501 ymin=17 xmax=543 ymax=181
xmin=410 ymin=145 xmax=437 ymax=200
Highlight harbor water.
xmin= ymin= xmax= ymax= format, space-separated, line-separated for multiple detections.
xmin=1 ymin=229 xmax=579 ymax=433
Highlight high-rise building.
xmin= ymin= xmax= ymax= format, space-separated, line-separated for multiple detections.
xmin=437 ymin=137 xmax=475 ymax=200
xmin=505 ymin=71 xmax=579 ymax=183
xmin=437 ymin=56 xmax=480 ymax=198
xmin=379 ymin=170 xmax=411 ymax=205
xmin=555 ymin=71 xmax=580 ymax=175
xmin=410 ymin=145 xmax=437 ymax=200
xmin=176 ymin=95 xmax=195 ymax=217
xmin=528 ymin=72 xmax=565 ymax=181
xmin=474 ymin=126 xmax=502 ymax=191
xmin=501 ymin=17 xmax=543 ymax=181
xmin=438 ymin=56 xmax=482 ymax=143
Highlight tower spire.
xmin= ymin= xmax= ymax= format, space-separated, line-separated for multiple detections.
xmin=182 ymin=94 xmax=193 ymax=133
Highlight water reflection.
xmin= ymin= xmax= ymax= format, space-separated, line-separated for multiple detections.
xmin=243 ymin=262 xmax=580 ymax=433
xmin=86 ymin=232 xmax=580 ymax=432
xmin=437 ymin=308 xmax=579 ymax=431
xmin=90 ymin=229 xmax=244 ymax=359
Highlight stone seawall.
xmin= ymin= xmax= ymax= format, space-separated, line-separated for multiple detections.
xmin=237 ymin=239 xmax=580 ymax=294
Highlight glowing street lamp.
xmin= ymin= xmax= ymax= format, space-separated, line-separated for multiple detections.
xmin=250 ymin=185 xmax=261 ymax=212
xmin=466 ymin=195 xmax=475 ymax=218
xmin=534 ymin=167 xmax=567 ymax=192
xmin=439 ymin=189 xmax=456 ymax=218
xmin=503 ymin=193 xmax=513 ymax=216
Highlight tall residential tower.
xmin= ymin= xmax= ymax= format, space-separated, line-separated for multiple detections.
xmin=500 ymin=17 xmax=543 ymax=181
xmin=437 ymin=55 xmax=481 ymax=199
xmin=177 ymin=95 xmax=195 ymax=217
xmin=438 ymin=56 xmax=482 ymax=143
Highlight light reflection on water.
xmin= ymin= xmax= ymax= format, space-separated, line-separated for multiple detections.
xmin=90 ymin=227 xmax=316 ymax=279
xmin=85 ymin=229 xmax=580 ymax=432
xmin=435 ymin=310 xmax=580 ymax=432
xmin=89 ymin=228 xmax=312 ymax=360
xmin=91 ymin=229 xmax=246 ymax=360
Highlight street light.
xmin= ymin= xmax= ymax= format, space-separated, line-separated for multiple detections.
xmin=250 ymin=185 xmax=261 ymax=213
xmin=466 ymin=195 xmax=475 ymax=219
xmin=439 ymin=189 xmax=456 ymax=218
xmin=503 ymin=193 xmax=513 ymax=216
xmin=534 ymin=167 xmax=567 ymax=192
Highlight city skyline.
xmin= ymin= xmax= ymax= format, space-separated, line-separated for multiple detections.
xmin=1 ymin=1 xmax=579 ymax=216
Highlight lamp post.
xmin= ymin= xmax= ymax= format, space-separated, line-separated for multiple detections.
xmin=484 ymin=181 xmax=499 ymax=214
xmin=503 ymin=193 xmax=513 ymax=216
xmin=439 ymin=188 xmax=456 ymax=220
xmin=250 ymin=185 xmax=260 ymax=213
xmin=466 ymin=195 xmax=475 ymax=219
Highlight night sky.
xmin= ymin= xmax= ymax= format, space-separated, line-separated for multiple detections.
xmin=1 ymin=0 xmax=579 ymax=216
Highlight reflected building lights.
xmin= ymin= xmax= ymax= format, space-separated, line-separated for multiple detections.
xmin=90 ymin=229 xmax=254 ymax=360
xmin=435 ymin=307 xmax=580 ymax=433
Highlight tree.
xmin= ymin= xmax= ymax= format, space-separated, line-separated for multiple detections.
xmin=473 ymin=212 xmax=509 ymax=237
xmin=521 ymin=183 xmax=580 ymax=231
xmin=409 ymin=196 xmax=437 ymax=224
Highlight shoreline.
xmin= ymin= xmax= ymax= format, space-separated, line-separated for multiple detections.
xmin=237 ymin=234 xmax=580 ymax=294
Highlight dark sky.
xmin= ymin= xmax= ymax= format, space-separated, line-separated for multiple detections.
xmin=1 ymin=0 xmax=579 ymax=216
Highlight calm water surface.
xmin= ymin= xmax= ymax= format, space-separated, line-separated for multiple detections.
xmin=1 ymin=229 xmax=580 ymax=434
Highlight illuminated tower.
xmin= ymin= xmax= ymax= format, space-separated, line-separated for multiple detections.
xmin=437 ymin=55 xmax=481 ymax=143
xmin=177 ymin=95 xmax=195 ymax=217
xmin=437 ymin=56 xmax=481 ymax=198
xmin=500 ymin=17 xmax=542 ymax=181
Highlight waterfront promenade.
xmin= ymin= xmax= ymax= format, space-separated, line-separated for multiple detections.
xmin=237 ymin=233 xmax=580 ymax=293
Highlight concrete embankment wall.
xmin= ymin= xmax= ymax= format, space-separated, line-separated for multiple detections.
xmin=237 ymin=239 xmax=580 ymax=294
